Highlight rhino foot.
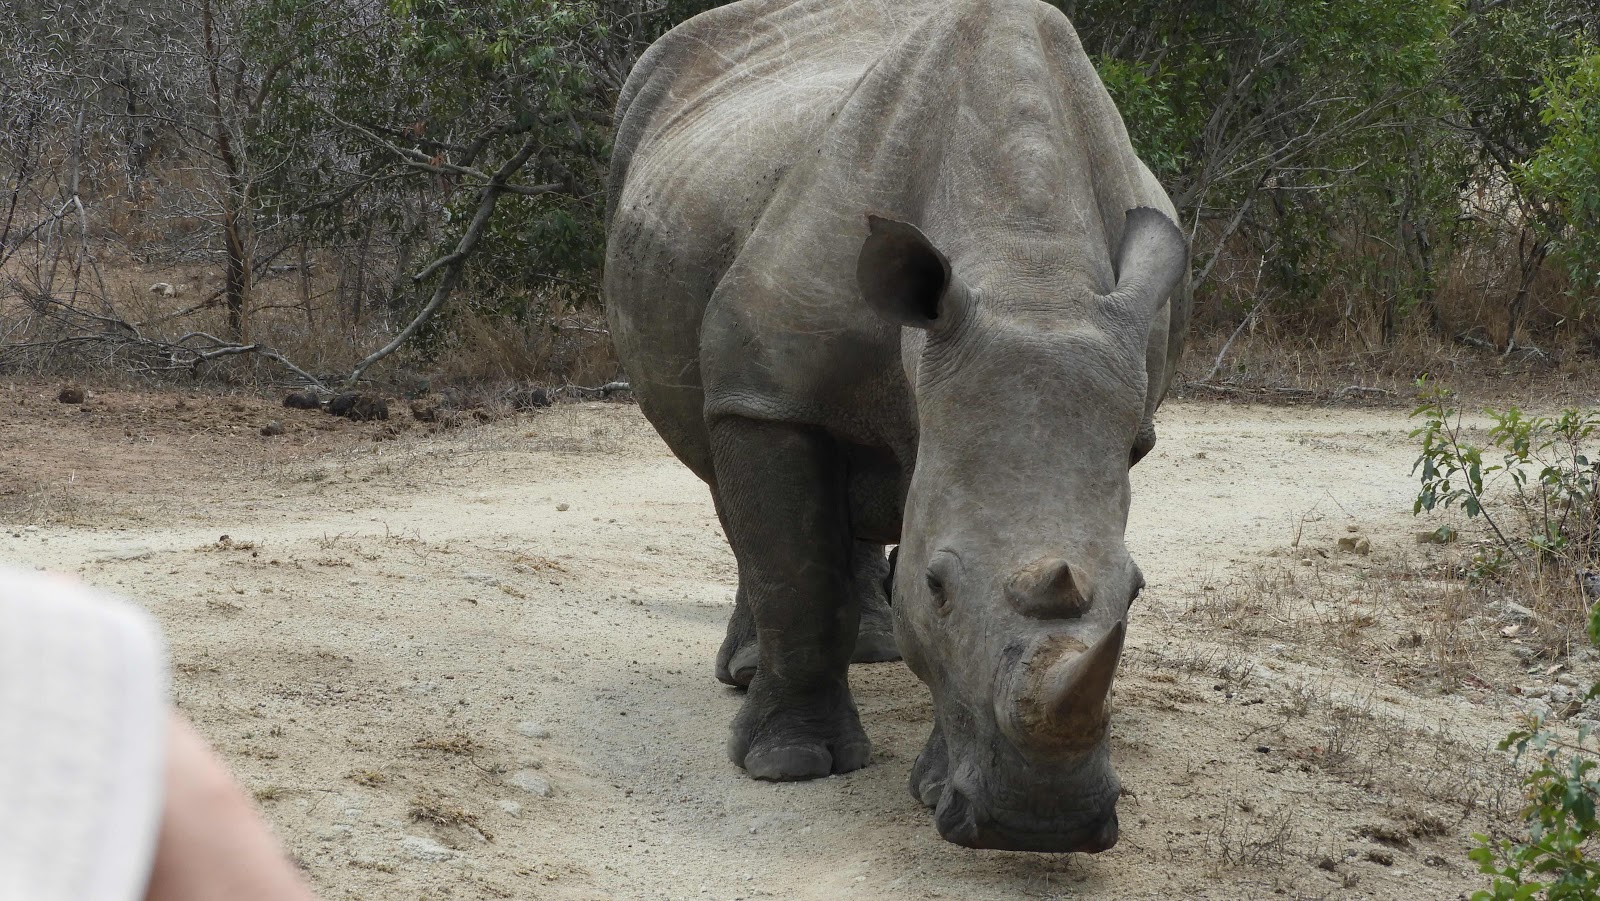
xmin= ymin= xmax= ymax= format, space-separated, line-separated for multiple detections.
xmin=728 ymin=674 xmax=870 ymax=781
xmin=852 ymin=594 xmax=900 ymax=664
xmin=910 ymin=722 xmax=949 ymax=808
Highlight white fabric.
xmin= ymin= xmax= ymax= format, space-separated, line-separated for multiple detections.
xmin=0 ymin=566 xmax=168 ymax=901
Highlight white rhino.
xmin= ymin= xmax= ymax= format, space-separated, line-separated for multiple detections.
xmin=604 ymin=0 xmax=1189 ymax=852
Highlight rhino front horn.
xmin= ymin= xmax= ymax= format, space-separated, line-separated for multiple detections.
xmin=1008 ymin=620 xmax=1127 ymax=751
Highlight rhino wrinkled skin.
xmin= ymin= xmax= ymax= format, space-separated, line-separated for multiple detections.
xmin=604 ymin=0 xmax=1190 ymax=853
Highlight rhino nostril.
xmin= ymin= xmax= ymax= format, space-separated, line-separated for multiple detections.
xmin=1087 ymin=810 xmax=1120 ymax=852
xmin=934 ymin=786 xmax=979 ymax=845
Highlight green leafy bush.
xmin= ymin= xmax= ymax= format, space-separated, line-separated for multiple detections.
xmin=1411 ymin=380 xmax=1600 ymax=584
xmin=1522 ymin=48 xmax=1600 ymax=296
xmin=1468 ymin=603 xmax=1600 ymax=900
xmin=1412 ymin=380 xmax=1600 ymax=897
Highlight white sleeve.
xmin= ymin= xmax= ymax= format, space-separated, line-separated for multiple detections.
xmin=0 ymin=566 xmax=169 ymax=901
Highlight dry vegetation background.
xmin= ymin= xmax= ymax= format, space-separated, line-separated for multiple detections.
xmin=1 ymin=0 xmax=1597 ymax=398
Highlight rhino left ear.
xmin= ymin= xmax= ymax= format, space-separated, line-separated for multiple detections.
xmin=857 ymin=215 xmax=957 ymax=330
xmin=1103 ymin=207 xmax=1188 ymax=322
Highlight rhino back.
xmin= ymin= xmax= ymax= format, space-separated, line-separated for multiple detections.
xmin=607 ymin=0 xmax=1184 ymax=474
xmin=605 ymin=0 xmax=907 ymax=479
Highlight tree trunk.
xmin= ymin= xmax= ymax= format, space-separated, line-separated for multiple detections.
xmin=298 ymin=242 xmax=315 ymax=328
xmin=1506 ymin=229 xmax=1549 ymax=353
xmin=204 ymin=0 xmax=251 ymax=342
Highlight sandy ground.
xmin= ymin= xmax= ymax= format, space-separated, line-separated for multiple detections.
xmin=0 ymin=383 xmax=1561 ymax=899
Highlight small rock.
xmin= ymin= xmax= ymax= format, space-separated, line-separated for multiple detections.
xmin=57 ymin=386 xmax=84 ymax=404
xmin=1551 ymin=686 xmax=1574 ymax=705
xmin=283 ymin=390 xmax=320 ymax=410
xmin=507 ymin=385 xmax=552 ymax=410
xmin=317 ymin=824 xmax=354 ymax=842
xmin=328 ymin=393 xmax=389 ymax=421
xmin=556 ymin=503 xmax=570 ymax=512
xmin=497 ymin=799 xmax=524 ymax=816
xmin=1520 ymin=684 xmax=1548 ymax=699
xmin=409 ymin=398 xmax=442 ymax=422
xmin=399 ymin=835 xmax=456 ymax=862
xmin=508 ymin=770 xmax=552 ymax=797
xmin=515 ymin=721 xmax=551 ymax=739
xmin=1558 ymin=673 xmax=1581 ymax=688
xmin=1336 ymin=536 xmax=1372 ymax=556
xmin=1414 ymin=526 xmax=1458 ymax=545
xmin=260 ymin=420 xmax=285 ymax=437
xmin=1501 ymin=601 xmax=1537 ymax=622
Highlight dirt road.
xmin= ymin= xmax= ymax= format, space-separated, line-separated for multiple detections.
xmin=1 ymin=389 xmax=1541 ymax=899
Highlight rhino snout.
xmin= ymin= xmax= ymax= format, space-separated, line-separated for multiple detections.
xmin=932 ymin=764 xmax=1121 ymax=853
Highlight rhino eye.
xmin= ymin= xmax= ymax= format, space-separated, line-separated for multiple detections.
xmin=925 ymin=552 xmax=957 ymax=616
xmin=925 ymin=570 xmax=952 ymax=616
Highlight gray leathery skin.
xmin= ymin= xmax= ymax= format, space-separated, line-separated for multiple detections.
xmin=605 ymin=0 xmax=1190 ymax=853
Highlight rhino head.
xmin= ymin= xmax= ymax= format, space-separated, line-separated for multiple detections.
xmin=857 ymin=207 xmax=1187 ymax=853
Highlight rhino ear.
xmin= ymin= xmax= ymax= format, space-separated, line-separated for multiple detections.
xmin=857 ymin=215 xmax=955 ymax=330
xmin=1103 ymin=207 xmax=1188 ymax=322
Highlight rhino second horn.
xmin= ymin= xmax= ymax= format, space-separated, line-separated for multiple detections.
xmin=1007 ymin=557 xmax=1091 ymax=619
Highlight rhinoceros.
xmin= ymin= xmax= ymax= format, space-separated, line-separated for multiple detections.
xmin=604 ymin=0 xmax=1189 ymax=853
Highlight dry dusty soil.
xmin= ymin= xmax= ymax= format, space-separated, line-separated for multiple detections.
xmin=0 ymin=382 xmax=1578 ymax=900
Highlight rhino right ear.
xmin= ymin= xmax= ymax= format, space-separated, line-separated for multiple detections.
xmin=1102 ymin=207 xmax=1188 ymax=324
xmin=857 ymin=215 xmax=956 ymax=330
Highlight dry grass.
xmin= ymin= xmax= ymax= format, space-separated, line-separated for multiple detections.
xmin=412 ymin=733 xmax=484 ymax=756
xmin=409 ymin=793 xmax=494 ymax=842
xmin=1204 ymin=800 xmax=1299 ymax=873
xmin=0 ymin=482 xmax=88 ymax=527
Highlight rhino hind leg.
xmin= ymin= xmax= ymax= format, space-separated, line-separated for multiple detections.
xmin=850 ymin=543 xmax=900 ymax=663
xmin=712 ymin=417 xmax=870 ymax=780
xmin=716 ymin=542 xmax=899 ymax=687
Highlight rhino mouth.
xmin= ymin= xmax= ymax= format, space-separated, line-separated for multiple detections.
xmin=932 ymin=781 xmax=1121 ymax=853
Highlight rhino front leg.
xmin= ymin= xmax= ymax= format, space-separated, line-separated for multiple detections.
xmin=711 ymin=416 xmax=870 ymax=780
xmin=716 ymin=542 xmax=900 ymax=687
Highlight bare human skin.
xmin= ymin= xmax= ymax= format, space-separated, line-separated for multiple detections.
xmin=143 ymin=713 xmax=319 ymax=901
xmin=604 ymin=0 xmax=1189 ymax=852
